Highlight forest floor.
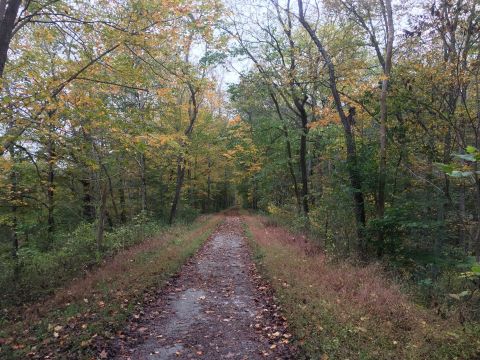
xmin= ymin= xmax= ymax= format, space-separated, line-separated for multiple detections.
xmin=243 ymin=213 xmax=480 ymax=359
xmin=2 ymin=211 xmax=479 ymax=359
xmin=112 ymin=212 xmax=294 ymax=359
xmin=0 ymin=215 xmax=221 ymax=359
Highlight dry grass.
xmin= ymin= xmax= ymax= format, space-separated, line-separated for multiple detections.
xmin=0 ymin=214 xmax=222 ymax=359
xmin=243 ymin=214 xmax=480 ymax=359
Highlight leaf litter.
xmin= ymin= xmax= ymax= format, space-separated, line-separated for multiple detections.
xmin=112 ymin=214 xmax=294 ymax=359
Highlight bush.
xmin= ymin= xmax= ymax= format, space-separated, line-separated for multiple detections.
xmin=176 ymin=205 xmax=201 ymax=224
xmin=0 ymin=217 xmax=167 ymax=309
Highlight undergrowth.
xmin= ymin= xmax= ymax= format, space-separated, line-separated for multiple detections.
xmin=260 ymin=207 xmax=480 ymax=322
xmin=1 ymin=213 xmax=168 ymax=308
xmin=0 ymin=215 xmax=221 ymax=359
xmin=243 ymin=214 xmax=480 ymax=359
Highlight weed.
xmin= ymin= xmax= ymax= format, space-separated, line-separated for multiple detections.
xmin=244 ymin=214 xmax=480 ymax=359
xmin=0 ymin=215 xmax=221 ymax=359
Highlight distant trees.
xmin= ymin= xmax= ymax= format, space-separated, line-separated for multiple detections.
xmin=227 ymin=0 xmax=480 ymax=262
xmin=1 ymin=0 xmax=479 ymax=305
xmin=0 ymin=0 xmax=231 ymax=265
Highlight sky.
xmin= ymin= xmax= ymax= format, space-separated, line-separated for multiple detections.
xmin=217 ymin=0 xmax=425 ymax=90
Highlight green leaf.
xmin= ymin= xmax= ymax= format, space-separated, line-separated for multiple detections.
xmin=435 ymin=162 xmax=454 ymax=173
xmin=472 ymin=264 xmax=480 ymax=274
xmin=466 ymin=146 xmax=477 ymax=154
xmin=455 ymin=154 xmax=476 ymax=162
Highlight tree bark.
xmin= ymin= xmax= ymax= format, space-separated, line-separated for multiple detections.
xmin=103 ymin=165 xmax=119 ymax=221
xmin=0 ymin=0 xmax=21 ymax=77
xmin=96 ymin=183 xmax=108 ymax=252
xmin=299 ymin=123 xmax=309 ymax=215
xmin=377 ymin=0 xmax=394 ymax=256
xmin=46 ymin=137 xmax=55 ymax=239
xmin=169 ymin=160 xmax=186 ymax=224
xmin=269 ymin=91 xmax=301 ymax=211
xmin=284 ymin=125 xmax=301 ymax=212
xmin=119 ymin=177 xmax=127 ymax=224
xmin=298 ymin=0 xmax=366 ymax=250
xmin=207 ymin=158 xmax=211 ymax=212
xmin=169 ymin=83 xmax=199 ymax=224
xmin=81 ymin=178 xmax=95 ymax=222
xmin=140 ymin=152 xmax=147 ymax=212
xmin=8 ymin=145 xmax=18 ymax=259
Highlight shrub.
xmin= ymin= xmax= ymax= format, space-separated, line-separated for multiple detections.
xmin=0 ymin=217 xmax=167 ymax=309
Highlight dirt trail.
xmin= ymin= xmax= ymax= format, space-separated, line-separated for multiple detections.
xmin=114 ymin=215 xmax=293 ymax=359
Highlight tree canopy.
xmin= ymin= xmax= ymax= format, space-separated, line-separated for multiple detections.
xmin=1 ymin=0 xmax=480 ymax=348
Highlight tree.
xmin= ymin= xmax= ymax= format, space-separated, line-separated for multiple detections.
xmin=298 ymin=0 xmax=367 ymax=250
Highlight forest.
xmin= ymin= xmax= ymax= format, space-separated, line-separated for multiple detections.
xmin=0 ymin=0 xmax=479 ymax=359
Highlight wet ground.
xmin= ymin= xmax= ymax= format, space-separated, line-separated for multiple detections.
xmin=113 ymin=216 xmax=293 ymax=359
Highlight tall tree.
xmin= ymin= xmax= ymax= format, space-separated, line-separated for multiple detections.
xmin=298 ymin=0 xmax=367 ymax=249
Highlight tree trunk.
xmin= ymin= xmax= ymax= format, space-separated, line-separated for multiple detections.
xmin=299 ymin=125 xmax=309 ymax=215
xmin=298 ymin=0 xmax=366 ymax=252
xmin=46 ymin=138 xmax=55 ymax=238
xmin=169 ymin=160 xmax=186 ymax=224
xmin=119 ymin=177 xmax=127 ymax=224
xmin=140 ymin=152 xmax=147 ymax=212
xmin=474 ymin=68 xmax=480 ymax=260
xmin=96 ymin=183 xmax=108 ymax=252
xmin=207 ymin=158 xmax=211 ymax=212
xmin=284 ymin=125 xmax=301 ymax=212
xmin=377 ymin=0 xmax=394 ymax=256
xmin=8 ymin=145 xmax=18 ymax=259
xmin=0 ymin=0 xmax=22 ymax=77
xmin=270 ymin=92 xmax=301 ymax=212
xmin=224 ymin=167 xmax=228 ymax=208
xmin=81 ymin=177 xmax=95 ymax=222
xmin=168 ymin=83 xmax=199 ymax=224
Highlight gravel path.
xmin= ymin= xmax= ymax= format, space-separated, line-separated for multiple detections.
xmin=114 ymin=215 xmax=293 ymax=360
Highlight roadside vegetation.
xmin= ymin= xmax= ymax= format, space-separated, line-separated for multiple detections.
xmin=1 ymin=0 xmax=479 ymax=358
xmin=244 ymin=214 xmax=480 ymax=359
xmin=0 ymin=215 xmax=221 ymax=359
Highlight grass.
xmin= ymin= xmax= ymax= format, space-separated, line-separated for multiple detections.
xmin=0 ymin=215 xmax=169 ymax=308
xmin=242 ymin=214 xmax=480 ymax=360
xmin=0 ymin=214 xmax=221 ymax=359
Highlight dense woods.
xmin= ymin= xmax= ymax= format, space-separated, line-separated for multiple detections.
xmin=0 ymin=0 xmax=237 ymax=303
xmin=0 ymin=0 xmax=480 ymax=358
xmin=227 ymin=0 xmax=480 ymax=308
